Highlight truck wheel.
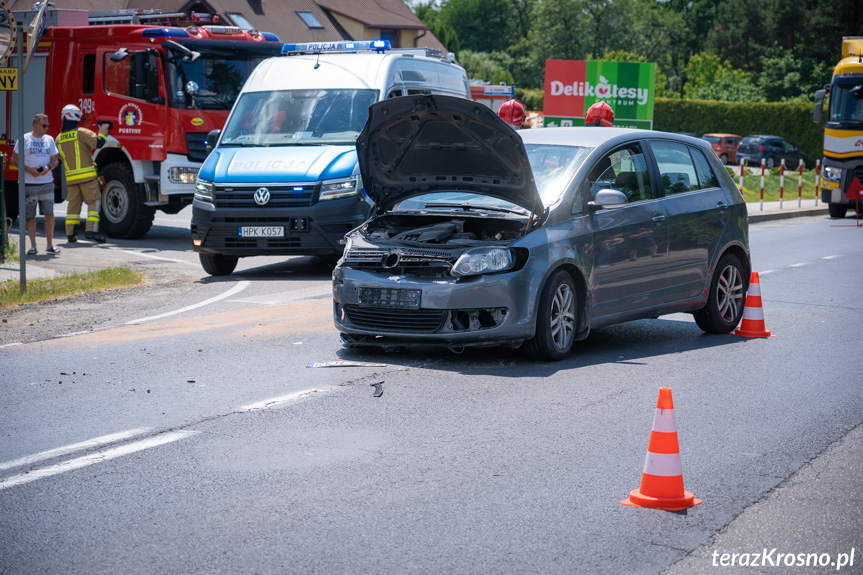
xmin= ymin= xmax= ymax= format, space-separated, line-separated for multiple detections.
xmin=200 ymin=253 xmax=238 ymax=276
xmin=828 ymin=203 xmax=847 ymax=219
xmin=693 ymin=254 xmax=746 ymax=334
xmin=525 ymin=269 xmax=577 ymax=361
xmin=100 ymin=163 xmax=155 ymax=239
xmin=3 ymin=181 xmax=18 ymax=223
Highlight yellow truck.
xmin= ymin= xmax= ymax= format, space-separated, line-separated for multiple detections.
xmin=814 ymin=37 xmax=863 ymax=218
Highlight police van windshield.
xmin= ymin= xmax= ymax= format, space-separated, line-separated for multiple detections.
xmin=220 ymin=89 xmax=379 ymax=146
xmin=166 ymin=53 xmax=271 ymax=110
xmin=828 ymin=78 xmax=863 ymax=127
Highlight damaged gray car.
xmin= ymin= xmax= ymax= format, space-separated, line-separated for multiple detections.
xmin=332 ymin=95 xmax=750 ymax=361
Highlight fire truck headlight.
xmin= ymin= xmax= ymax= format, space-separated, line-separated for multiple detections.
xmin=822 ymin=166 xmax=842 ymax=183
xmin=169 ymin=167 xmax=200 ymax=184
xmin=195 ymin=179 xmax=214 ymax=203
xmin=320 ymin=176 xmax=361 ymax=201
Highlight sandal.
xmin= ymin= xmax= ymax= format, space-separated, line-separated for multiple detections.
xmin=26 ymin=247 xmax=37 ymax=256
xmin=46 ymin=246 xmax=61 ymax=254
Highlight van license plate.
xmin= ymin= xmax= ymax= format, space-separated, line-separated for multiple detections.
xmin=239 ymin=226 xmax=284 ymax=237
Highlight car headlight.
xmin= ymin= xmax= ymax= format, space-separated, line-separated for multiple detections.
xmin=169 ymin=166 xmax=199 ymax=184
xmin=194 ymin=179 xmax=214 ymax=203
xmin=451 ymin=247 xmax=514 ymax=277
xmin=822 ymin=166 xmax=842 ymax=183
xmin=320 ymin=176 xmax=361 ymax=201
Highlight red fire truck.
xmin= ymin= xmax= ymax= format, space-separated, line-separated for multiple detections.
xmin=2 ymin=8 xmax=281 ymax=238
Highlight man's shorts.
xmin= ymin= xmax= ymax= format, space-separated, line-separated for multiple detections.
xmin=24 ymin=183 xmax=56 ymax=219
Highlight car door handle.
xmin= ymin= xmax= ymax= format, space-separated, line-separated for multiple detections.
xmin=716 ymin=202 xmax=728 ymax=211
xmin=652 ymin=215 xmax=666 ymax=224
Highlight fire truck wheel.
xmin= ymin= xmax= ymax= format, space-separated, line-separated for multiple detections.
xmin=200 ymin=253 xmax=239 ymax=276
xmin=100 ymin=163 xmax=155 ymax=239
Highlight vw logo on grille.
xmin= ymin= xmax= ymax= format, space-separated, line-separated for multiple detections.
xmin=382 ymin=252 xmax=401 ymax=269
xmin=253 ymin=187 xmax=271 ymax=205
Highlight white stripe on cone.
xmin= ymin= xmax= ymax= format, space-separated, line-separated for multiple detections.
xmin=652 ymin=408 xmax=677 ymax=433
xmin=643 ymin=452 xmax=684 ymax=477
xmin=742 ymin=306 xmax=765 ymax=320
xmin=748 ymin=282 xmax=761 ymax=296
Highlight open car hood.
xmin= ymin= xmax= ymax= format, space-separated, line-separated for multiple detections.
xmin=357 ymin=94 xmax=541 ymax=214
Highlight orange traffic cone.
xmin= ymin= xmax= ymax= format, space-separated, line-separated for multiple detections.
xmin=621 ymin=387 xmax=702 ymax=512
xmin=733 ymin=271 xmax=773 ymax=338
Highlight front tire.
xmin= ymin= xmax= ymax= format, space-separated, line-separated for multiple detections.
xmin=526 ymin=269 xmax=577 ymax=361
xmin=100 ymin=163 xmax=155 ymax=239
xmin=693 ymin=254 xmax=746 ymax=334
xmin=828 ymin=203 xmax=847 ymax=219
xmin=200 ymin=253 xmax=238 ymax=276
xmin=720 ymin=154 xmax=728 ymax=165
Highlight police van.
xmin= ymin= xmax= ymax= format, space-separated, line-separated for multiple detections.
xmin=191 ymin=40 xmax=471 ymax=275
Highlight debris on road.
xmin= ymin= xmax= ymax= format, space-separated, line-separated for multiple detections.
xmin=306 ymin=361 xmax=387 ymax=368
xmin=370 ymin=381 xmax=384 ymax=397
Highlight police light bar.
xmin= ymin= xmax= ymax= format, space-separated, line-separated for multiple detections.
xmin=281 ymin=40 xmax=391 ymax=55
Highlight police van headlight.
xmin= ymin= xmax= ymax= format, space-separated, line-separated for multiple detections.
xmin=822 ymin=165 xmax=842 ymax=183
xmin=169 ymin=166 xmax=199 ymax=184
xmin=195 ymin=179 xmax=214 ymax=203
xmin=451 ymin=248 xmax=514 ymax=277
xmin=320 ymin=176 xmax=361 ymax=201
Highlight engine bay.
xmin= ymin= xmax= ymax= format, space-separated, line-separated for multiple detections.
xmin=361 ymin=214 xmax=528 ymax=246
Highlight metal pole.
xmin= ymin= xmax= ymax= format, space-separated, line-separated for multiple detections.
xmin=759 ymin=159 xmax=765 ymax=211
xmin=779 ymin=159 xmax=785 ymax=209
xmin=1 ymin=154 xmax=5 ymax=263
xmin=16 ymin=20 xmax=25 ymax=290
xmin=815 ymin=159 xmax=821 ymax=206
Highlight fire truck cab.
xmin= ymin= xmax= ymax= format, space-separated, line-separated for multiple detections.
xmin=2 ymin=8 xmax=281 ymax=238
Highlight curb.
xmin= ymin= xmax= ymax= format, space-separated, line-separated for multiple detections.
xmin=747 ymin=206 xmax=829 ymax=223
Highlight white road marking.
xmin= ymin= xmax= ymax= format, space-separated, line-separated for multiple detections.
xmin=789 ymin=262 xmax=809 ymax=268
xmin=126 ymin=280 xmax=250 ymax=324
xmin=823 ymin=255 xmax=842 ymax=260
xmin=759 ymin=270 xmax=774 ymax=275
xmin=108 ymin=248 xmax=198 ymax=266
xmin=240 ymin=388 xmax=327 ymax=412
xmin=0 ymin=430 xmax=199 ymax=491
xmin=0 ymin=428 xmax=153 ymax=472
xmin=0 ymin=342 xmax=23 ymax=349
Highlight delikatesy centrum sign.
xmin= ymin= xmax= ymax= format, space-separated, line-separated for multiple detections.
xmin=543 ymin=59 xmax=656 ymax=129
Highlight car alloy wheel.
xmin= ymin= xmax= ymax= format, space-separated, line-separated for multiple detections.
xmin=527 ymin=269 xmax=577 ymax=361
xmin=694 ymin=254 xmax=746 ymax=334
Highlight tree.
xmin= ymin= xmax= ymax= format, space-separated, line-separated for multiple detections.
xmin=439 ymin=0 xmax=520 ymax=53
xmin=684 ymin=53 xmax=763 ymax=102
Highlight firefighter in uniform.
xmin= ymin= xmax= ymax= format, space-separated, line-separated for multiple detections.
xmin=56 ymin=104 xmax=110 ymax=243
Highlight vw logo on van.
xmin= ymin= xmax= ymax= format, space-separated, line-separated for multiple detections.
xmin=254 ymin=188 xmax=271 ymax=205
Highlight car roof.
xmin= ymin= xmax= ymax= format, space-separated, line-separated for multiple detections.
xmin=703 ymin=133 xmax=741 ymax=138
xmin=517 ymin=127 xmax=710 ymax=149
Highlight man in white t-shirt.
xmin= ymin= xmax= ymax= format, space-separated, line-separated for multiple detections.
xmin=11 ymin=113 xmax=60 ymax=255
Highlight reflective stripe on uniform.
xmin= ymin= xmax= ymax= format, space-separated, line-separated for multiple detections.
xmin=87 ymin=211 xmax=100 ymax=222
xmin=57 ymin=130 xmax=98 ymax=183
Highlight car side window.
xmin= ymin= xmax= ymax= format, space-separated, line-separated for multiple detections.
xmin=650 ymin=141 xmax=698 ymax=196
xmin=588 ymin=144 xmax=652 ymax=204
xmin=781 ymin=140 xmax=795 ymax=151
xmin=690 ymin=147 xmax=719 ymax=189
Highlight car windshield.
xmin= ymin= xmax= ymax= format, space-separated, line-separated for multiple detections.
xmin=828 ymin=80 xmax=863 ymax=127
xmin=220 ymin=89 xmax=379 ymax=146
xmin=166 ymin=53 xmax=270 ymax=110
xmin=394 ymin=143 xmax=591 ymax=212
xmin=702 ymin=136 xmax=721 ymax=144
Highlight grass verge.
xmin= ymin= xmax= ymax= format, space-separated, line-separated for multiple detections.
xmin=726 ymin=166 xmax=821 ymax=204
xmin=1 ymin=267 xmax=143 ymax=308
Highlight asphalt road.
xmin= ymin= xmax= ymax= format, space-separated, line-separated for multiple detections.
xmin=1 ymin=209 xmax=862 ymax=574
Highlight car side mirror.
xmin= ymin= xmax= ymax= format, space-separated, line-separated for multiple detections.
xmin=206 ymin=129 xmax=221 ymax=155
xmin=588 ymin=189 xmax=627 ymax=210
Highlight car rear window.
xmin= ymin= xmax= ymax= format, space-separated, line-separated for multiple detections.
xmin=741 ymin=137 xmax=761 ymax=146
xmin=702 ymin=136 xmax=721 ymax=144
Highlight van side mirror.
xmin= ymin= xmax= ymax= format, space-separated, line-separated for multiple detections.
xmin=588 ymin=189 xmax=627 ymax=210
xmin=206 ymin=129 xmax=221 ymax=155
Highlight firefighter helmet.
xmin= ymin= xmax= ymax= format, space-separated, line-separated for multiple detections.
xmin=585 ymin=101 xmax=614 ymax=127
xmin=498 ymin=99 xmax=525 ymax=128
xmin=61 ymin=104 xmax=82 ymax=122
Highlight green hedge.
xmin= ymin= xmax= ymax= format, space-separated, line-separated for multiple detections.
xmin=654 ymin=98 xmax=824 ymax=165
xmin=522 ymin=93 xmax=825 ymax=164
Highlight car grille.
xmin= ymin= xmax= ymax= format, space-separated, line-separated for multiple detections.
xmin=344 ymin=305 xmax=445 ymax=333
xmin=186 ymin=132 xmax=209 ymax=163
xmin=343 ymin=247 xmax=457 ymax=275
xmin=213 ymin=184 xmax=316 ymax=208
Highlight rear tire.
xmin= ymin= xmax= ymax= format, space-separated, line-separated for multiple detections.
xmin=693 ymin=254 xmax=746 ymax=334
xmin=100 ymin=163 xmax=155 ymax=239
xmin=765 ymin=156 xmax=775 ymax=169
xmin=720 ymin=154 xmax=728 ymax=165
xmin=200 ymin=253 xmax=239 ymax=276
xmin=828 ymin=203 xmax=847 ymax=219
xmin=526 ymin=269 xmax=577 ymax=361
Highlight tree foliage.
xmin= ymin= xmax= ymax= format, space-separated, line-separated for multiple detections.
xmin=412 ymin=0 xmax=858 ymax=102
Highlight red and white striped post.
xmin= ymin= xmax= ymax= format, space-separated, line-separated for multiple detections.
xmin=779 ymin=159 xmax=786 ymax=209
xmin=760 ymin=159 xmax=765 ymax=211
xmin=738 ymin=161 xmax=745 ymax=195
xmin=798 ymin=161 xmax=803 ymax=207
xmin=815 ymin=159 xmax=821 ymax=206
